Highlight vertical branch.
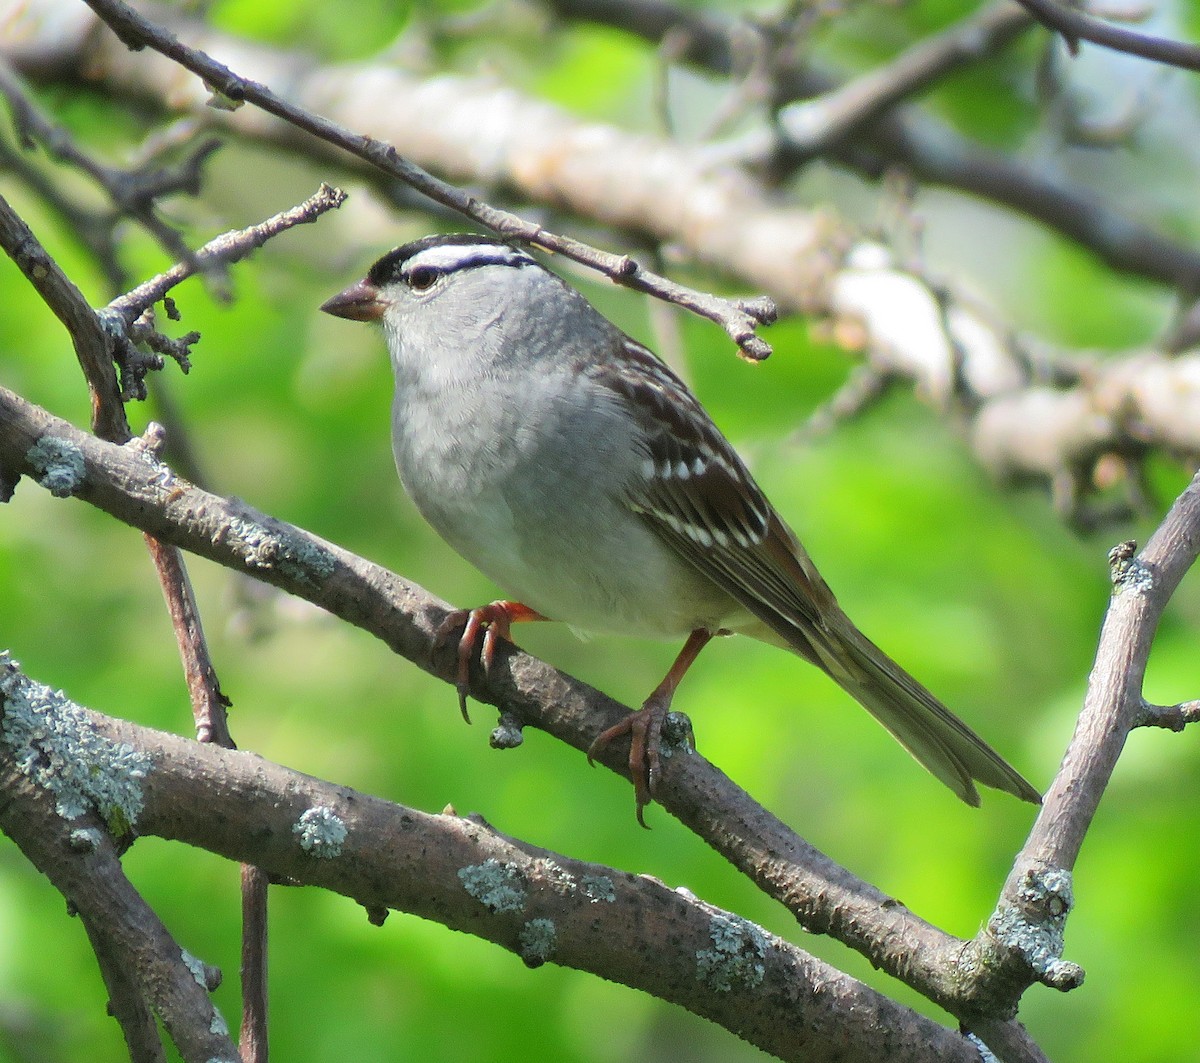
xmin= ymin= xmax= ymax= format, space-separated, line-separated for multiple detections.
xmin=142 ymin=492 xmax=233 ymax=746
xmin=240 ymin=865 xmax=270 ymax=1063
xmin=81 ymin=916 xmax=168 ymax=1063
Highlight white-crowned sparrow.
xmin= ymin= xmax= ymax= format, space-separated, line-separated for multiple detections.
xmin=321 ymin=233 xmax=1040 ymax=820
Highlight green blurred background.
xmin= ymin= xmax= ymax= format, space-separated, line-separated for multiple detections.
xmin=1 ymin=0 xmax=1199 ymax=1060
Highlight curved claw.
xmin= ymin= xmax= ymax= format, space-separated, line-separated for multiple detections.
xmin=434 ymin=601 xmax=546 ymax=724
xmin=588 ymin=700 xmax=670 ymax=829
xmin=587 ymin=629 xmax=713 ymax=827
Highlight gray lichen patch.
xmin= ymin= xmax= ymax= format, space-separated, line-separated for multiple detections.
xmin=458 ymin=858 xmax=528 ymax=913
xmin=0 ymin=653 xmax=151 ymax=833
xmin=181 ymin=949 xmax=209 ymax=988
xmin=224 ymin=515 xmax=336 ymax=586
xmin=660 ymin=711 xmax=694 ymax=759
xmin=69 ymin=827 xmax=103 ymax=852
xmin=581 ymin=874 xmax=616 ymax=903
xmin=518 ymin=918 xmax=557 ymax=968
xmin=293 ymin=806 xmax=347 ymax=859
xmin=26 ymin=436 xmax=85 ymax=497
xmin=991 ymin=867 xmax=1083 ymax=988
xmin=1109 ymin=541 xmax=1154 ymax=594
xmin=696 ymin=913 xmax=768 ymax=992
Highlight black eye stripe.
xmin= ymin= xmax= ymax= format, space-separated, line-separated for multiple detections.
xmin=367 ymin=235 xmax=537 ymax=287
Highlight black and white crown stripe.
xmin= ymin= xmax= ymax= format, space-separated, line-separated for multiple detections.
xmin=367 ymin=235 xmax=537 ymax=288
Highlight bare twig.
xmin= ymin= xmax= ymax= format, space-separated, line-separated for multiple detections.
xmin=771 ymin=2 xmax=1034 ymax=156
xmin=239 ymin=864 xmax=269 ymax=1063
xmin=1011 ymin=0 xmax=1200 ymax=70
xmin=968 ymin=475 xmax=1200 ymax=1009
xmin=794 ymin=363 xmax=895 ymax=440
xmin=143 ymin=522 xmax=233 ymax=746
xmin=80 ymin=0 xmax=777 ymax=360
xmin=0 ymin=192 xmax=127 ymax=439
xmin=104 ymin=181 xmax=347 ymax=328
xmin=1135 ymin=699 xmax=1200 ymax=729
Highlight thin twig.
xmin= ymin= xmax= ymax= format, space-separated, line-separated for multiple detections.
xmin=239 ymin=864 xmax=269 ymax=1063
xmin=104 ymin=182 xmax=348 ymax=328
xmin=773 ymin=2 xmax=1034 ymax=156
xmin=0 ymin=191 xmax=128 ymax=439
xmin=1134 ymin=699 xmax=1200 ymax=730
xmin=1012 ymin=0 xmax=1200 ymax=70
xmin=81 ymin=0 xmax=777 ymax=360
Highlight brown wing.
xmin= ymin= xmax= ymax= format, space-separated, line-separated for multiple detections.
xmin=588 ymin=340 xmax=1041 ymax=805
xmin=589 ymin=339 xmax=837 ymax=661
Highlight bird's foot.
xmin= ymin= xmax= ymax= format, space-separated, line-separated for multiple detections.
xmin=587 ymin=629 xmax=713 ymax=827
xmin=587 ymin=694 xmax=673 ymax=829
xmin=436 ymin=600 xmax=546 ymax=723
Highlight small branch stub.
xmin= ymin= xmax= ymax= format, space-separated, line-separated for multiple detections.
xmin=1107 ymin=539 xmax=1152 ymax=593
xmin=989 ymin=867 xmax=1085 ymax=993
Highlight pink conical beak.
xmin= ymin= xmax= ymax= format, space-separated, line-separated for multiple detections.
xmin=320 ymin=279 xmax=386 ymax=321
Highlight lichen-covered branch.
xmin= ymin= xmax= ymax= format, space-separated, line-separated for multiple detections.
xmin=0 ymin=383 xmax=1049 ymax=1046
xmin=0 ymin=656 xmax=238 ymax=1063
xmin=0 ymin=653 xmax=984 ymax=1063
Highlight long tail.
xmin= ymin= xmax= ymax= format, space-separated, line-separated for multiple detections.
xmin=811 ymin=614 xmax=1041 ymax=806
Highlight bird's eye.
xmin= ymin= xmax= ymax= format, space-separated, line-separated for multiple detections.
xmin=407 ymin=265 xmax=441 ymax=292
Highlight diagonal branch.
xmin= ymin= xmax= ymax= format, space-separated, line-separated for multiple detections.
xmin=0 ymin=653 xmax=985 ymax=1063
xmin=767 ymin=2 xmax=1035 ymax=157
xmin=79 ymin=0 xmax=777 ymax=361
xmin=1011 ymin=0 xmax=1200 ymax=71
xmin=0 ymin=192 xmax=126 ymax=439
xmin=1009 ymin=482 xmax=1200 ymax=875
xmin=0 ymin=383 xmax=1056 ymax=1047
xmin=963 ymin=474 xmax=1200 ymax=1014
xmin=0 ymin=660 xmax=238 ymax=1063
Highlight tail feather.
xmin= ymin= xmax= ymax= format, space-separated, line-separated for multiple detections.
xmin=809 ymin=616 xmax=1041 ymax=806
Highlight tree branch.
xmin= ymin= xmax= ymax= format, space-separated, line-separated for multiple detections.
xmin=0 ymin=660 xmax=238 ymax=1063
xmin=767 ymin=2 xmax=1035 ymax=157
xmin=540 ymin=0 xmax=1200 ymax=290
xmin=0 ymin=382 xmax=1047 ymax=1044
xmin=1011 ymin=0 xmax=1200 ymax=71
xmin=0 ymin=654 xmax=986 ymax=1063
xmin=1010 ymin=485 xmax=1200 ymax=873
xmin=76 ymin=0 xmax=777 ymax=361
xmin=966 ymin=475 xmax=1200 ymax=1010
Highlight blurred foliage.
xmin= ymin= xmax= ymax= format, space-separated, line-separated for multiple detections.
xmin=1 ymin=0 xmax=1199 ymax=1062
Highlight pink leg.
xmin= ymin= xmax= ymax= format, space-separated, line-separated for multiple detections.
xmin=437 ymin=601 xmax=547 ymax=722
xmin=587 ymin=628 xmax=713 ymax=826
